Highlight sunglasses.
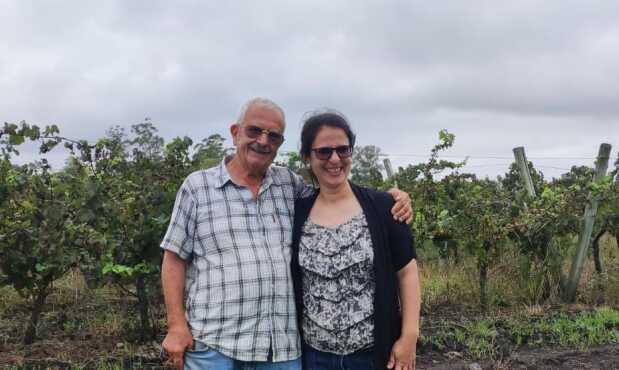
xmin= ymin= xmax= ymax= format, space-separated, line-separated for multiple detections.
xmin=242 ymin=125 xmax=285 ymax=145
xmin=311 ymin=145 xmax=353 ymax=160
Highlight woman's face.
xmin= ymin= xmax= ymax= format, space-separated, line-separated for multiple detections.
xmin=308 ymin=126 xmax=353 ymax=190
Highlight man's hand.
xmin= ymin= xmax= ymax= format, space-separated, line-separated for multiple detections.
xmin=388 ymin=188 xmax=413 ymax=224
xmin=161 ymin=251 xmax=191 ymax=369
xmin=387 ymin=335 xmax=418 ymax=370
xmin=162 ymin=325 xmax=194 ymax=370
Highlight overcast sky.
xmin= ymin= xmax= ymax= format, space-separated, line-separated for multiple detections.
xmin=2 ymin=1 xmax=618 ymax=179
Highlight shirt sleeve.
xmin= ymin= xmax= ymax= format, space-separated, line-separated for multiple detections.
xmin=385 ymin=196 xmax=417 ymax=271
xmin=160 ymin=178 xmax=198 ymax=260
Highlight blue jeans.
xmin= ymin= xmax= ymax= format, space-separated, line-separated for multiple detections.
xmin=184 ymin=343 xmax=301 ymax=370
xmin=302 ymin=345 xmax=375 ymax=370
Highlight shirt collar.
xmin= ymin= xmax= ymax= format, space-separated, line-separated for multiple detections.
xmin=213 ymin=156 xmax=233 ymax=188
xmin=213 ymin=155 xmax=279 ymax=189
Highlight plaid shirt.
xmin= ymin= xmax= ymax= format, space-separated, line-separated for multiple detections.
xmin=160 ymin=157 xmax=311 ymax=362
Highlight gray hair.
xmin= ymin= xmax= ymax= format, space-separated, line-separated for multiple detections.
xmin=237 ymin=97 xmax=286 ymax=126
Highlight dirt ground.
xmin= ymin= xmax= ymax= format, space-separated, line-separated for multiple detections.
xmin=1 ymin=286 xmax=617 ymax=369
xmin=2 ymin=342 xmax=618 ymax=369
xmin=418 ymin=344 xmax=619 ymax=370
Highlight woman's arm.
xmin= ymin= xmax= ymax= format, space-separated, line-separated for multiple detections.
xmin=388 ymin=259 xmax=421 ymax=370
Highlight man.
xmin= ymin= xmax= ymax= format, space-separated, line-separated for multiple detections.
xmin=160 ymin=98 xmax=412 ymax=369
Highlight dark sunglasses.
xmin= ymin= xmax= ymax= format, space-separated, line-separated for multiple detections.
xmin=311 ymin=145 xmax=353 ymax=160
xmin=242 ymin=125 xmax=285 ymax=145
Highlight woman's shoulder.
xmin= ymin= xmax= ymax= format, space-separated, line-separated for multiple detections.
xmin=294 ymin=190 xmax=319 ymax=211
xmin=350 ymin=183 xmax=395 ymax=210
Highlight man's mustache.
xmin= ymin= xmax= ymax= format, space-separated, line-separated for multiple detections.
xmin=249 ymin=143 xmax=272 ymax=154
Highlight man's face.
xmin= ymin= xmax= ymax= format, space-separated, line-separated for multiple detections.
xmin=231 ymin=105 xmax=285 ymax=176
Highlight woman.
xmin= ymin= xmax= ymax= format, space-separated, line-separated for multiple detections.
xmin=290 ymin=111 xmax=421 ymax=370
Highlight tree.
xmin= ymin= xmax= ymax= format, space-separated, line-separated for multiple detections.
xmin=128 ymin=119 xmax=164 ymax=161
xmin=507 ymin=183 xmax=583 ymax=302
xmin=274 ymin=151 xmax=313 ymax=184
xmin=192 ymin=134 xmax=228 ymax=169
xmin=351 ymin=145 xmax=384 ymax=188
xmin=393 ymin=130 xmax=466 ymax=260
xmin=452 ymin=180 xmax=512 ymax=311
xmin=0 ymin=123 xmax=109 ymax=343
xmin=0 ymin=120 xmax=194 ymax=342
xmin=0 ymin=159 xmax=103 ymax=343
xmin=95 ymin=124 xmax=192 ymax=341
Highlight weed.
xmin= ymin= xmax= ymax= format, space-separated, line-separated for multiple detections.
xmin=507 ymin=307 xmax=619 ymax=349
xmin=582 ymin=234 xmax=619 ymax=306
xmin=549 ymin=308 xmax=619 ymax=348
xmin=455 ymin=320 xmax=498 ymax=359
xmin=419 ymin=258 xmax=478 ymax=309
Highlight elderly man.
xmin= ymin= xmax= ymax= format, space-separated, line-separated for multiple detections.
xmin=160 ymin=98 xmax=411 ymax=370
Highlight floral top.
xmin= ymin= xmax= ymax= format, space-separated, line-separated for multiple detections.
xmin=299 ymin=212 xmax=375 ymax=354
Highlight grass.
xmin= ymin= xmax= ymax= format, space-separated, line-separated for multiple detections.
xmin=455 ymin=320 xmax=498 ymax=358
xmin=418 ymin=233 xmax=619 ymax=310
xmin=581 ymin=232 xmax=619 ymax=306
xmin=1 ymin=236 xmax=618 ymax=368
xmin=1 ymin=359 xmax=156 ymax=370
xmin=414 ymin=235 xmax=619 ymax=361
xmin=0 ymin=270 xmax=165 ymax=369
xmin=419 ymin=307 xmax=619 ymax=360
xmin=510 ymin=307 xmax=619 ymax=349
xmin=419 ymin=258 xmax=479 ymax=309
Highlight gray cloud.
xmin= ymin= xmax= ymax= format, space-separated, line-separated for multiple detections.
xmin=1 ymin=0 xmax=618 ymax=178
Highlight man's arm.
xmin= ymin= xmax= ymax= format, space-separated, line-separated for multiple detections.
xmin=387 ymin=188 xmax=413 ymax=224
xmin=161 ymin=250 xmax=193 ymax=370
xmin=288 ymin=168 xmax=413 ymax=223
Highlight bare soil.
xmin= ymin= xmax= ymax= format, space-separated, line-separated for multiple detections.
xmin=1 ymin=287 xmax=617 ymax=369
xmin=418 ymin=344 xmax=619 ymax=370
xmin=2 ymin=341 xmax=618 ymax=369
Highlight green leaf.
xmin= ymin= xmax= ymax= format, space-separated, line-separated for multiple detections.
xmin=8 ymin=134 xmax=25 ymax=145
xmin=35 ymin=263 xmax=48 ymax=273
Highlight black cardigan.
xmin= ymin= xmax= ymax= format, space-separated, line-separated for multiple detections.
xmin=290 ymin=183 xmax=416 ymax=369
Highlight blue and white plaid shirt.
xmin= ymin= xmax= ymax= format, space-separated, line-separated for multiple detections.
xmin=160 ymin=157 xmax=312 ymax=361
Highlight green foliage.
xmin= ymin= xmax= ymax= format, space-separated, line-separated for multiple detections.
xmin=1 ymin=117 xmax=616 ymax=347
xmin=128 ymin=119 xmax=164 ymax=161
xmin=274 ymin=151 xmax=313 ymax=184
xmin=0 ymin=119 xmax=230 ymax=343
xmin=420 ymin=308 xmax=619 ymax=361
xmin=85 ymin=124 xmax=191 ymax=340
xmin=351 ymin=145 xmax=384 ymax=189
xmin=391 ymin=129 xmax=516 ymax=309
xmin=0 ymin=121 xmax=63 ymax=159
xmin=510 ymin=308 xmax=619 ymax=348
xmin=513 ymin=184 xmax=581 ymax=239
xmin=192 ymin=133 xmax=228 ymax=169
xmin=395 ymin=129 xmax=468 ymax=258
xmin=0 ymin=158 xmax=105 ymax=343
xmin=454 ymin=321 xmax=498 ymax=359
xmin=452 ymin=181 xmax=513 ymax=309
xmin=500 ymin=161 xmax=545 ymax=196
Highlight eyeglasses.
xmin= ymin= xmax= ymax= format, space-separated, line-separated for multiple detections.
xmin=311 ymin=145 xmax=353 ymax=160
xmin=241 ymin=125 xmax=285 ymax=145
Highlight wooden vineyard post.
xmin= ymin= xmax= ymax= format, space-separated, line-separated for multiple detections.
xmin=513 ymin=146 xmax=537 ymax=198
xmin=564 ymin=143 xmax=612 ymax=302
xmin=383 ymin=158 xmax=398 ymax=188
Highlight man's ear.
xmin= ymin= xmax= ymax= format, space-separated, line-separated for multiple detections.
xmin=230 ymin=124 xmax=240 ymax=146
